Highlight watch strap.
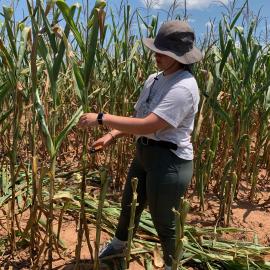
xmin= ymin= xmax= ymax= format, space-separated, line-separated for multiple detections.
xmin=97 ymin=112 xmax=104 ymax=125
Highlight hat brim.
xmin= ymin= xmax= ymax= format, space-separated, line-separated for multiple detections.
xmin=143 ymin=37 xmax=203 ymax=65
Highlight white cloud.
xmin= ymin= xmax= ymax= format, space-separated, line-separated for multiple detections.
xmin=140 ymin=0 xmax=230 ymax=10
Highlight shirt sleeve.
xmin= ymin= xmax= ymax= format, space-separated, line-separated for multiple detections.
xmin=152 ymin=86 xmax=194 ymax=128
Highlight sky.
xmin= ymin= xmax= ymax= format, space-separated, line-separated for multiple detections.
xmin=127 ymin=0 xmax=270 ymax=39
xmin=1 ymin=0 xmax=270 ymax=39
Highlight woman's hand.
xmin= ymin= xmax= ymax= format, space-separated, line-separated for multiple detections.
xmin=78 ymin=113 xmax=98 ymax=128
xmin=91 ymin=133 xmax=114 ymax=151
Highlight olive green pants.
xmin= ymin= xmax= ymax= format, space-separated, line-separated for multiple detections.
xmin=115 ymin=142 xmax=193 ymax=266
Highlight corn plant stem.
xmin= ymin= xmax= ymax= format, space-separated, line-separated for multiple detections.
xmin=205 ymin=125 xmax=220 ymax=190
xmin=30 ymin=160 xmax=39 ymax=255
xmin=9 ymin=84 xmax=21 ymax=252
xmin=30 ymin=32 xmax=38 ymax=263
xmin=48 ymin=155 xmax=56 ymax=270
xmin=226 ymin=172 xmax=237 ymax=226
xmin=250 ymin=130 xmax=264 ymax=200
xmin=194 ymin=97 xmax=206 ymax=143
xmin=93 ymin=169 xmax=110 ymax=270
xmin=195 ymin=138 xmax=209 ymax=210
xmin=124 ymin=177 xmax=138 ymax=270
xmin=32 ymin=234 xmax=49 ymax=270
xmin=75 ymin=132 xmax=88 ymax=269
xmin=53 ymin=233 xmax=65 ymax=260
xmin=57 ymin=202 xmax=68 ymax=242
xmin=83 ymin=216 xmax=94 ymax=261
xmin=172 ymin=198 xmax=190 ymax=270
xmin=218 ymin=157 xmax=234 ymax=224
xmin=9 ymin=158 xmax=16 ymax=253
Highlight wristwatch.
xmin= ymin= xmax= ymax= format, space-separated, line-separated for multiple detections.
xmin=97 ymin=112 xmax=104 ymax=125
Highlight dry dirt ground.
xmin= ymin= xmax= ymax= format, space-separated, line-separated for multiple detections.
xmin=1 ymin=172 xmax=270 ymax=270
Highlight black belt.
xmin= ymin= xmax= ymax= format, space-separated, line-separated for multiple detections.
xmin=137 ymin=137 xmax=177 ymax=150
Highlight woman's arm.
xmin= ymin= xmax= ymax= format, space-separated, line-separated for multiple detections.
xmin=78 ymin=112 xmax=170 ymax=135
xmin=90 ymin=129 xmax=125 ymax=151
xmin=109 ymin=129 xmax=126 ymax=139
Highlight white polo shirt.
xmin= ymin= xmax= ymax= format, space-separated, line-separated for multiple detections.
xmin=134 ymin=70 xmax=200 ymax=160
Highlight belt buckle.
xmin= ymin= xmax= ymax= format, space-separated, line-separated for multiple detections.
xmin=141 ymin=137 xmax=149 ymax=146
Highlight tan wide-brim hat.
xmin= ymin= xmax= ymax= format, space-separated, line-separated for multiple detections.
xmin=143 ymin=20 xmax=203 ymax=65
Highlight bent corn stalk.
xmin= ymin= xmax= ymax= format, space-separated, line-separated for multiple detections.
xmin=93 ymin=168 xmax=110 ymax=270
xmin=124 ymin=177 xmax=138 ymax=270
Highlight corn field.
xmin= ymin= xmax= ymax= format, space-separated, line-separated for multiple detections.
xmin=0 ymin=0 xmax=270 ymax=269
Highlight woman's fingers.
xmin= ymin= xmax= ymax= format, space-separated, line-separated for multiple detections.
xmin=91 ymin=134 xmax=112 ymax=150
xmin=91 ymin=139 xmax=106 ymax=153
xmin=78 ymin=113 xmax=98 ymax=128
xmin=92 ymin=140 xmax=104 ymax=148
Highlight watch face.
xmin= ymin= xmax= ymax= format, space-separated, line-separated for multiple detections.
xmin=97 ymin=112 xmax=103 ymax=124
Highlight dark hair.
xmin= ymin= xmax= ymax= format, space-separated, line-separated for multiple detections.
xmin=179 ymin=63 xmax=194 ymax=74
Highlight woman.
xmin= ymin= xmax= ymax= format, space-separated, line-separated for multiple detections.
xmin=78 ymin=20 xmax=202 ymax=270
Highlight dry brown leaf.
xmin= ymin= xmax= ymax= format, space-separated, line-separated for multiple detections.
xmin=153 ymin=244 xmax=164 ymax=268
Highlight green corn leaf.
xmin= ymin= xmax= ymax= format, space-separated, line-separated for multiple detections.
xmin=212 ymin=46 xmax=222 ymax=79
xmin=36 ymin=42 xmax=54 ymax=85
xmin=219 ymin=37 xmax=233 ymax=75
xmin=265 ymin=86 xmax=270 ymax=109
xmin=127 ymin=40 xmax=140 ymax=64
xmin=242 ymin=91 xmax=261 ymax=121
xmin=28 ymin=12 xmax=55 ymax=92
xmin=40 ymin=5 xmax=58 ymax=54
xmin=56 ymin=0 xmax=86 ymax=57
xmin=72 ymin=63 xmax=84 ymax=101
xmin=35 ymin=90 xmax=55 ymax=157
xmin=151 ymin=15 xmax=159 ymax=36
xmin=229 ymin=1 xmax=247 ymax=30
xmin=0 ymin=38 xmax=15 ymax=70
xmin=55 ymin=106 xmax=83 ymax=154
xmin=3 ymin=6 xmax=18 ymax=60
xmin=52 ymin=6 xmax=76 ymax=79
xmin=211 ymin=100 xmax=233 ymax=127
xmin=139 ymin=223 xmax=158 ymax=236
xmin=87 ymin=0 xmax=106 ymax=28
xmin=144 ymin=254 xmax=153 ymax=270
xmin=84 ymin=8 xmax=100 ymax=102
xmin=0 ymin=194 xmax=11 ymax=207
xmin=224 ymin=63 xmax=240 ymax=85
xmin=0 ymin=81 xmax=12 ymax=101
xmin=235 ymin=26 xmax=248 ymax=59
xmin=104 ymin=53 xmax=113 ymax=81
xmin=233 ymin=134 xmax=249 ymax=160
xmin=247 ymin=20 xmax=256 ymax=46
xmin=219 ymin=21 xmax=225 ymax=54
xmin=0 ymin=108 xmax=12 ymax=123
xmin=243 ymin=43 xmax=261 ymax=86
xmin=17 ymin=27 xmax=31 ymax=70
xmin=136 ymin=11 xmax=149 ymax=34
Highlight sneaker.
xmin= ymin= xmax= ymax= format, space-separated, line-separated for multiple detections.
xmin=99 ymin=242 xmax=126 ymax=259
